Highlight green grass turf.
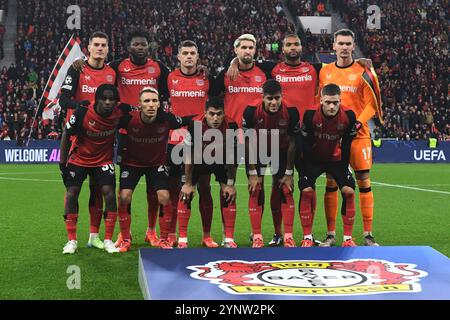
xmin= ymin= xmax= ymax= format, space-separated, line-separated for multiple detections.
xmin=1 ymin=163 xmax=449 ymax=299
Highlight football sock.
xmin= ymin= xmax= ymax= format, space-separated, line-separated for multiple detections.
xmin=88 ymin=185 xmax=103 ymax=233
xmin=341 ymin=192 xmax=356 ymax=237
xmin=147 ymin=188 xmax=159 ymax=229
xmin=118 ymin=201 xmax=131 ymax=241
xmin=104 ymin=211 xmax=118 ymax=241
xmin=198 ymin=184 xmax=213 ymax=234
xmin=64 ymin=213 xmax=78 ymax=241
xmin=324 ymin=178 xmax=339 ymax=232
xmin=357 ymin=178 xmax=374 ymax=233
xmin=221 ymin=197 xmax=237 ymax=239
xmin=280 ymin=184 xmax=295 ymax=235
xmin=159 ymin=203 xmax=173 ymax=241
xmin=312 ymin=188 xmax=317 ymax=216
xmin=169 ymin=183 xmax=181 ymax=234
xmin=177 ymin=199 xmax=191 ymax=239
xmin=299 ymin=189 xmax=315 ymax=236
xmin=248 ymin=183 xmax=263 ymax=235
xmin=270 ymin=185 xmax=283 ymax=235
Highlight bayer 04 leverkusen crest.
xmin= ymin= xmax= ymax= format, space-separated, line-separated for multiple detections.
xmin=188 ymin=259 xmax=428 ymax=297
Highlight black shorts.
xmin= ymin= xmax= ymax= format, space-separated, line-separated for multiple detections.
xmin=167 ymin=143 xmax=184 ymax=178
xmin=192 ymin=164 xmax=229 ymax=185
xmin=65 ymin=163 xmax=116 ymax=188
xmin=299 ymin=161 xmax=355 ymax=190
xmin=119 ymin=165 xmax=169 ymax=191
xmin=245 ymin=153 xmax=287 ymax=180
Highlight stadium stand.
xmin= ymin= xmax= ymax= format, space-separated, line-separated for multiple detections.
xmin=332 ymin=0 xmax=449 ymax=141
xmin=1 ymin=0 xmax=293 ymax=141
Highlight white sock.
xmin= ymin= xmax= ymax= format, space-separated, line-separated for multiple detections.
xmin=327 ymin=231 xmax=336 ymax=236
xmin=178 ymin=237 xmax=188 ymax=243
xmin=343 ymin=235 xmax=353 ymax=241
xmin=303 ymin=234 xmax=313 ymax=240
xmin=363 ymin=232 xmax=372 ymax=237
xmin=225 ymin=238 xmax=234 ymax=243
xmin=89 ymin=233 xmax=99 ymax=239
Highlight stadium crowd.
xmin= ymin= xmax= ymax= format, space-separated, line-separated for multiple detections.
xmin=333 ymin=0 xmax=449 ymax=141
xmin=0 ymin=0 xmax=448 ymax=141
xmin=1 ymin=0 xmax=291 ymax=141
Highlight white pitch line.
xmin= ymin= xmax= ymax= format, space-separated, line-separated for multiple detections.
xmin=371 ymin=181 xmax=450 ymax=195
xmin=0 ymin=176 xmax=61 ymax=182
xmin=1 ymin=175 xmax=449 ymax=195
xmin=0 ymin=171 xmax=57 ymax=175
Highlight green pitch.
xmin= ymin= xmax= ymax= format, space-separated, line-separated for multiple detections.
xmin=1 ymin=163 xmax=449 ymax=299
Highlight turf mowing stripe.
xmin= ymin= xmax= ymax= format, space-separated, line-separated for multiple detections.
xmin=372 ymin=181 xmax=450 ymax=195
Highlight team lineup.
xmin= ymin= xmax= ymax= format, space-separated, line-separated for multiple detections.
xmin=58 ymin=28 xmax=383 ymax=254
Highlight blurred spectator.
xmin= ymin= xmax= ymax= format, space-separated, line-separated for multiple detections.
xmin=334 ymin=0 xmax=449 ymax=141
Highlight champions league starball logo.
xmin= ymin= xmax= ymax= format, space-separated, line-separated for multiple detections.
xmin=188 ymin=259 xmax=428 ymax=296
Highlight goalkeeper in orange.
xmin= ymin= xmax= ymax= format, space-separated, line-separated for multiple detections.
xmin=318 ymin=29 xmax=383 ymax=246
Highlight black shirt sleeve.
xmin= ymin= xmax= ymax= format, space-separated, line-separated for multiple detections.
xmin=157 ymin=61 xmax=170 ymax=101
xmin=164 ymin=111 xmax=194 ymax=129
xmin=312 ymin=63 xmax=323 ymax=75
xmin=207 ymin=74 xmax=216 ymax=95
xmin=117 ymin=103 xmax=132 ymax=115
xmin=300 ymin=110 xmax=315 ymax=161
xmin=59 ymin=66 xmax=81 ymax=111
xmin=287 ymin=107 xmax=301 ymax=136
xmin=242 ymin=106 xmax=256 ymax=131
xmin=341 ymin=110 xmax=357 ymax=164
xmin=117 ymin=113 xmax=132 ymax=133
xmin=255 ymin=60 xmax=277 ymax=78
xmin=210 ymin=69 xmax=226 ymax=97
xmin=65 ymin=106 xmax=88 ymax=136
xmin=108 ymin=59 xmax=121 ymax=73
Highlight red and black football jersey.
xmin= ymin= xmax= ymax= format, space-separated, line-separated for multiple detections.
xmin=185 ymin=114 xmax=239 ymax=165
xmin=213 ymin=65 xmax=267 ymax=126
xmin=118 ymin=109 xmax=188 ymax=167
xmin=167 ymin=69 xmax=212 ymax=144
xmin=60 ymin=62 xmax=116 ymax=120
xmin=301 ymin=105 xmax=356 ymax=163
xmin=242 ymin=102 xmax=300 ymax=153
xmin=109 ymin=58 xmax=170 ymax=107
xmin=65 ymin=104 xmax=130 ymax=167
xmin=271 ymin=61 xmax=318 ymax=120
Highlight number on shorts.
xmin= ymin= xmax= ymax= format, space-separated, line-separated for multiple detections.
xmin=362 ymin=147 xmax=371 ymax=161
xmin=102 ymin=164 xmax=115 ymax=172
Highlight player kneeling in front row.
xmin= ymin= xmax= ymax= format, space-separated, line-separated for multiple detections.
xmin=115 ymin=87 xmax=192 ymax=251
xmin=298 ymin=83 xmax=358 ymax=247
xmin=62 ymin=84 xmax=130 ymax=254
xmin=177 ymin=97 xmax=238 ymax=248
xmin=243 ymin=79 xmax=300 ymax=248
